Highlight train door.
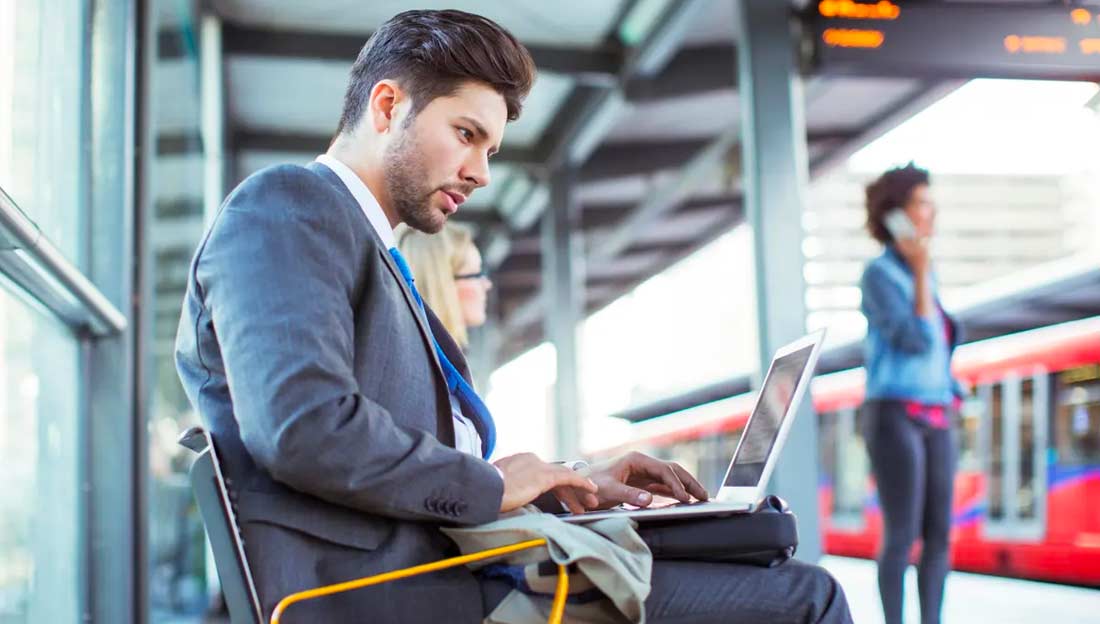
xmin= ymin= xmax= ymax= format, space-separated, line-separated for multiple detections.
xmin=979 ymin=370 xmax=1050 ymax=540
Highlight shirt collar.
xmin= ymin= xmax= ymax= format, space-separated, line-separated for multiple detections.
xmin=314 ymin=154 xmax=396 ymax=249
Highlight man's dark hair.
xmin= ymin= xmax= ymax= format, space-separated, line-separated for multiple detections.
xmin=864 ymin=162 xmax=931 ymax=243
xmin=336 ymin=10 xmax=536 ymax=135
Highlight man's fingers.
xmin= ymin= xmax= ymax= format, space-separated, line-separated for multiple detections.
xmin=554 ymin=486 xmax=587 ymax=515
xmin=655 ymin=464 xmax=690 ymax=502
xmin=646 ymin=479 xmax=707 ymax=502
xmin=643 ymin=483 xmax=677 ymax=498
xmin=633 ymin=455 xmax=694 ymax=502
xmin=548 ymin=466 xmax=598 ymax=494
xmin=670 ymin=463 xmax=710 ymax=501
xmin=554 ymin=486 xmax=600 ymax=513
xmin=599 ymin=480 xmax=654 ymax=507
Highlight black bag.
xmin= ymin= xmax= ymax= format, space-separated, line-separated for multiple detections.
xmin=635 ymin=495 xmax=798 ymax=568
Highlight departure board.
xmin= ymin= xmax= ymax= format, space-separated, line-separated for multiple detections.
xmin=809 ymin=2 xmax=1100 ymax=80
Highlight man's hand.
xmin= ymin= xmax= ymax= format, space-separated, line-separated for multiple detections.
xmin=493 ymin=453 xmax=599 ymax=514
xmin=580 ymin=451 xmax=709 ymax=510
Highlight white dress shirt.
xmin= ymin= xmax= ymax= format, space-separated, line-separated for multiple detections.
xmin=314 ymin=154 xmax=486 ymax=459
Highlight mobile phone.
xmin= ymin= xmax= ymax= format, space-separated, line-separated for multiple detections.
xmin=883 ymin=209 xmax=917 ymax=241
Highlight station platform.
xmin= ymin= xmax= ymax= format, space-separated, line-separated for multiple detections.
xmin=821 ymin=556 xmax=1100 ymax=623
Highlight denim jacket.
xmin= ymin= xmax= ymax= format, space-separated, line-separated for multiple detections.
xmin=860 ymin=246 xmax=965 ymax=405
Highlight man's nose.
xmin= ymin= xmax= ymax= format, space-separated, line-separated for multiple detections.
xmin=461 ymin=151 xmax=490 ymax=189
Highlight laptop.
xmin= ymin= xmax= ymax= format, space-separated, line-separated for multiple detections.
xmin=560 ymin=329 xmax=826 ymax=524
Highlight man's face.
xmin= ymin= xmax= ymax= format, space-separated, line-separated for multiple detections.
xmin=384 ymin=82 xmax=506 ymax=233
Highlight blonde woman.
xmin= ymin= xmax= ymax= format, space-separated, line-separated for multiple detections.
xmin=397 ymin=222 xmax=492 ymax=349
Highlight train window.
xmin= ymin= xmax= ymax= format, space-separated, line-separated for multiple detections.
xmin=1054 ymin=371 xmax=1100 ymax=466
xmin=1018 ymin=378 xmax=1037 ymax=520
xmin=989 ymin=384 xmax=1004 ymax=521
xmin=957 ymin=393 xmax=983 ymax=472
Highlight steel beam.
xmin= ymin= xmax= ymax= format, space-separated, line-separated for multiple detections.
xmin=163 ymin=23 xmax=624 ymax=84
xmin=587 ymin=129 xmax=738 ymax=264
xmin=583 ymin=129 xmax=856 ymax=182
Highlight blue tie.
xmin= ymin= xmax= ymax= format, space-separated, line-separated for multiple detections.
xmin=388 ymin=247 xmax=496 ymax=459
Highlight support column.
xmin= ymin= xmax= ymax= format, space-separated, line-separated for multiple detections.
xmin=198 ymin=9 xmax=228 ymax=605
xmin=736 ymin=0 xmax=821 ymax=560
xmin=542 ymin=168 xmax=584 ymax=460
xmin=86 ymin=0 xmax=141 ymax=622
xmin=199 ymin=12 xmax=225 ymax=224
xmin=467 ymin=311 xmax=499 ymax=395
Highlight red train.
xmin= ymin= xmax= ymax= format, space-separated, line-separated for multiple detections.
xmin=590 ymin=318 xmax=1100 ymax=586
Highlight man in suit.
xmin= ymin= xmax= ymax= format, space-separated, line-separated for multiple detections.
xmin=175 ymin=9 xmax=852 ymax=623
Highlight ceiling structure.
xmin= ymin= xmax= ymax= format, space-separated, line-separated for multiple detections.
xmin=150 ymin=0 xmax=1094 ymax=364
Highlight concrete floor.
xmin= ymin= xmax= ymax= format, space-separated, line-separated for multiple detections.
xmin=821 ymin=555 xmax=1100 ymax=623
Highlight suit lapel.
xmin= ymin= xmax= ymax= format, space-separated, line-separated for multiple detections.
xmin=306 ymin=162 xmax=448 ymax=388
xmin=377 ymin=248 xmax=447 ymax=381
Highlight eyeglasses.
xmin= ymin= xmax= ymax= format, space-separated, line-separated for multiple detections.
xmin=454 ymin=269 xmax=490 ymax=281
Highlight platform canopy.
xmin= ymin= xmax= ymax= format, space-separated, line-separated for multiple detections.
xmin=151 ymin=0 xmax=1100 ymax=362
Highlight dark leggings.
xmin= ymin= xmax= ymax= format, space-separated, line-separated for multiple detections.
xmin=862 ymin=400 xmax=957 ymax=624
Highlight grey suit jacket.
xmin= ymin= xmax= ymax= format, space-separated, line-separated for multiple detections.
xmin=175 ymin=162 xmax=503 ymax=622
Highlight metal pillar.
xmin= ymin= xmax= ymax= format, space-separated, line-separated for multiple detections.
xmin=542 ymin=168 xmax=584 ymax=460
xmin=200 ymin=13 xmax=225 ymax=224
xmin=83 ymin=0 xmax=143 ymax=622
xmin=468 ymin=314 xmax=499 ymax=395
xmin=736 ymin=0 xmax=821 ymax=560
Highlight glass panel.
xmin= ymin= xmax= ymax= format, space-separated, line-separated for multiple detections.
xmin=1018 ymin=378 xmax=1037 ymax=520
xmin=0 ymin=0 xmax=88 ymax=620
xmin=0 ymin=0 xmax=86 ymax=263
xmin=1054 ymin=368 xmax=1100 ymax=466
xmin=989 ymin=384 xmax=1005 ymax=521
xmin=0 ymin=284 xmax=80 ymax=622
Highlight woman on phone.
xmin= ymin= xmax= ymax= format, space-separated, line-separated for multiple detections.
xmin=859 ymin=163 xmax=964 ymax=624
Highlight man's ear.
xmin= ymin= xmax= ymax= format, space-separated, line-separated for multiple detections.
xmin=368 ymin=79 xmax=405 ymax=134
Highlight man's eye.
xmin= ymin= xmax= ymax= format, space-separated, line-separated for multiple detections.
xmin=458 ymin=127 xmax=473 ymax=141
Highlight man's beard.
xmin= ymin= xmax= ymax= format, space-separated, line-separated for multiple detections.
xmin=384 ymin=126 xmax=445 ymax=234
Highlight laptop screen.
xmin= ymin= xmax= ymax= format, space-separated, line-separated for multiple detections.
xmin=723 ymin=344 xmax=815 ymax=488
